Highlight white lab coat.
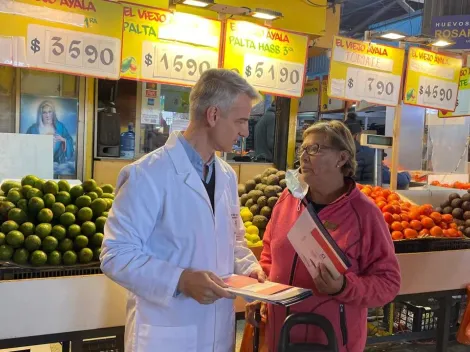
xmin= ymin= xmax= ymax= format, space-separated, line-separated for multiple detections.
xmin=101 ymin=132 xmax=261 ymax=352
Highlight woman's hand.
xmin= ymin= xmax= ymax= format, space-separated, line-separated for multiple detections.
xmin=314 ymin=263 xmax=345 ymax=295
xmin=245 ymin=300 xmax=267 ymax=327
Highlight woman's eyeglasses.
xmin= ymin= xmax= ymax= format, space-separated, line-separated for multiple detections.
xmin=297 ymin=144 xmax=337 ymax=157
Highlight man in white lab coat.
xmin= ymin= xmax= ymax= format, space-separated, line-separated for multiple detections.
xmin=100 ymin=69 xmax=265 ymax=352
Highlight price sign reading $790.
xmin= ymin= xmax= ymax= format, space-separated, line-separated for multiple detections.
xmin=27 ymin=24 xmax=121 ymax=79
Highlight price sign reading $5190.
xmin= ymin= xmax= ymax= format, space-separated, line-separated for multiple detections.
xmin=141 ymin=41 xmax=219 ymax=85
xmin=27 ymin=24 xmax=120 ymax=79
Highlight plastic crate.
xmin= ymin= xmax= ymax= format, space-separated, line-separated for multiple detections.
xmin=0 ymin=263 xmax=102 ymax=281
xmin=394 ymin=238 xmax=470 ymax=254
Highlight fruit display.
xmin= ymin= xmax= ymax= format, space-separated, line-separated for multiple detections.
xmin=0 ymin=175 xmax=115 ymax=267
xmin=238 ymin=167 xmax=287 ymax=246
xmin=435 ymin=191 xmax=470 ymax=238
xmin=358 ymin=184 xmax=464 ymax=240
xmin=430 ymin=180 xmax=470 ymax=190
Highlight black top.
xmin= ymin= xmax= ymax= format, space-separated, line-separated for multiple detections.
xmin=203 ymin=167 xmax=216 ymax=213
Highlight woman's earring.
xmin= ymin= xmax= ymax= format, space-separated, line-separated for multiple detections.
xmin=336 ymin=164 xmax=340 ymax=168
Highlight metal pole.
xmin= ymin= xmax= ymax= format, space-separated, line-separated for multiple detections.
xmin=374 ymin=149 xmax=383 ymax=187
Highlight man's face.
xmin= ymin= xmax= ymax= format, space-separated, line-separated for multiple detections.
xmin=209 ymin=93 xmax=251 ymax=152
xmin=42 ymin=106 xmax=54 ymax=125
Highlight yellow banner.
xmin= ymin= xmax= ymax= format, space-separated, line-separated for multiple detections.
xmin=299 ymin=79 xmax=320 ymax=112
xmin=404 ymin=47 xmax=462 ymax=111
xmin=121 ymin=4 xmax=222 ymax=86
xmin=222 ymin=19 xmax=309 ymax=98
xmin=439 ymin=67 xmax=470 ymax=118
xmin=321 ymin=76 xmax=345 ymax=112
xmin=328 ymin=36 xmax=405 ymax=107
xmin=0 ymin=0 xmax=123 ymax=79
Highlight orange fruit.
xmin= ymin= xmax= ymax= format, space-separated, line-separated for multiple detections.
xmin=376 ymin=201 xmax=387 ymax=210
xmin=383 ymin=212 xmax=394 ymax=224
xmin=440 ymin=222 xmax=448 ymax=229
xmin=393 ymin=214 xmax=402 ymax=222
xmin=410 ymin=220 xmax=423 ymax=231
xmin=458 ymin=231 xmax=464 ymax=238
xmin=447 ymin=228 xmax=459 ymax=238
xmin=449 ymin=223 xmax=458 ymax=229
xmin=421 ymin=217 xmax=435 ymax=229
xmin=391 ymin=221 xmax=403 ymax=232
xmin=409 ymin=210 xmax=421 ymax=221
xmin=442 ymin=214 xmax=453 ymax=223
xmin=375 ymin=196 xmax=387 ymax=204
xmin=401 ymin=221 xmax=410 ymax=229
xmin=382 ymin=205 xmax=395 ymax=214
xmin=388 ymin=193 xmax=400 ymax=202
xmin=419 ymin=229 xmax=430 ymax=237
xmin=391 ymin=231 xmax=404 ymax=240
xmin=420 ymin=205 xmax=433 ymax=216
xmin=400 ymin=213 xmax=410 ymax=222
xmin=381 ymin=189 xmax=391 ymax=198
xmin=430 ymin=212 xmax=442 ymax=224
xmin=430 ymin=226 xmax=443 ymax=237
xmin=361 ymin=188 xmax=372 ymax=196
xmin=404 ymin=228 xmax=419 ymax=239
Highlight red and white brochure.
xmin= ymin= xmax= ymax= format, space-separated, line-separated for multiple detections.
xmin=287 ymin=203 xmax=350 ymax=281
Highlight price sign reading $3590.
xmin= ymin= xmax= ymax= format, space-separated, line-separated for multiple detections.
xmin=27 ymin=24 xmax=120 ymax=79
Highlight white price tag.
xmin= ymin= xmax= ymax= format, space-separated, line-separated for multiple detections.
xmin=141 ymin=41 xmax=218 ymax=86
xmin=243 ymin=54 xmax=305 ymax=98
xmin=418 ymin=76 xmax=458 ymax=111
xmin=26 ymin=24 xmax=120 ymax=79
xmin=345 ymin=67 xmax=401 ymax=106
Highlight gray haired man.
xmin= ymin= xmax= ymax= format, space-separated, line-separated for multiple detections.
xmin=101 ymin=69 xmax=265 ymax=352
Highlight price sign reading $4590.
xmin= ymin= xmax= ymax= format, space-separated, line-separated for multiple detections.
xmin=417 ymin=77 xmax=457 ymax=111
xmin=27 ymin=24 xmax=120 ymax=79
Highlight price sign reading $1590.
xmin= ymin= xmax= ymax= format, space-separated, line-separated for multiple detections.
xmin=27 ymin=24 xmax=120 ymax=79
xmin=141 ymin=41 xmax=218 ymax=85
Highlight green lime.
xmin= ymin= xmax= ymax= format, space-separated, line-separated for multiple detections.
xmin=36 ymin=223 xmax=52 ymax=239
xmin=58 ymin=180 xmax=71 ymax=192
xmin=82 ymin=179 xmax=97 ymax=193
xmin=65 ymin=204 xmax=78 ymax=215
xmin=67 ymin=224 xmax=81 ymax=238
xmin=60 ymin=212 xmax=76 ymax=226
xmin=21 ymin=185 xmax=33 ymax=198
xmin=43 ymin=193 xmax=56 ymax=208
xmin=19 ymin=222 xmax=35 ymax=236
xmin=0 ymin=244 xmax=14 ymax=260
xmin=26 ymin=188 xmax=43 ymax=200
xmin=58 ymin=238 xmax=74 ymax=252
xmin=43 ymin=181 xmax=59 ymax=195
xmin=95 ymin=187 xmax=103 ymax=197
xmin=42 ymin=236 xmax=59 ymax=252
xmin=37 ymin=208 xmax=53 ymax=223
xmin=93 ymin=247 xmax=101 ymax=261
xmin=63 ymin=250 xmax=77 ymax=265
xmin=30 ymin=250 xmax=47 ymax=266
xmin=33 ymin=179 xmax=46 ymax=192
xmin=95 ymin=216 xmax=107 ymax=232
xmin=70 ymin=185 xmax=84 ymax=199
xmin=101 ymin=184 xmax=115 ymax=194
xmin=0 ymin=196 xmax=5 ymax=202
xmin=51 ymin=225 xmax=67 ymax=241
xmin=86 ymin=192 xmax=98 ymax=201
xmin=48 ymin=250 xmax=62 ymax=265
xmin=79 ymin=248 xmax=93 ymax=264
xmin=105 ymin=198 xmax=113 ymax=210
xmin=8 ymin=208 xmax=28 ymax=225
xmin=1 ymin=181 xmax=21 ymax=194
xmin=1 ymin=220 xmax=18 ymax=234
xmin=24 ymin=235 xmax=42 ymax=251
xmin=56 ymin=192 xmax=71 ymax=206
xmin=0 ymin=201 xmax=15 ymax=220
xmin=0 ymin=232 xmax=4 ymax=245
xmin=77 ymin=207 xmax=93 ymax=222
xmin=90 ymin=198 xmax=107 ymax=216
xmin=81 ymin=221 xmax=96 ymax=237
xmin=7 ymin=189 xmax=23 ymax=204
xmin=101 ymin=193 xmax=115 ymax=200
xmin=13 ymin=248 xmax=29 ymax=265
xmin=28 ymin=197 xmax=45 ymax=213
xmin=90 ymin=233 xmax=104 ymax=248
xmin=16 ymin=199 xmax=28 ymax=213
xmin=101 ymin=212 xmax=109 ymax=218
xmin=6 ymin=230 xmax=24 ymax=248
xmin=51 ymin=202 xmax=66 ymax=218
xmin=75 ymin=195 xmax=92 ymax=209
xmin=74 ymin=235 xmax=89 ymax=249
xmin=21 ymin=175 xmax=38 ymax=187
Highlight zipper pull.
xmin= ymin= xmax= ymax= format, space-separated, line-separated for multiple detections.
xmin=297 ymin=199 xmax=301 ymax=212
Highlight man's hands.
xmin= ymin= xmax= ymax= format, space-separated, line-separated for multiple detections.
xmin=313 ymin=263 xmax=345 ymax=295
xmin=249 ymin=267 xmax=266 ymax=283
xmin=245 ymin=300 xmax=267 ymax=327
xmin=177 ymin=270 xmax=235 ymax=305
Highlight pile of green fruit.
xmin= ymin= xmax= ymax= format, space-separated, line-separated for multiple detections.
xmin=0 ymin=175 xmax=115 ymax=267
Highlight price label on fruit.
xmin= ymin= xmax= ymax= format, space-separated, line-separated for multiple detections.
xmin=140 ymin=41 xmax=218 ymax=85
xmin=27 ymin=24 xmax=120 ymax=79
xmin=223 ymin=20 xmax=308 ymax=98
xmin=328 ymin=36 xmax=405 ymax=107
xmin=121 ymin=5 xmax=222 ymax=84
xmin=404 ymin=47 xmax=462 ymax=111
xmin=439 ymin=68 xmax=470 ymax=118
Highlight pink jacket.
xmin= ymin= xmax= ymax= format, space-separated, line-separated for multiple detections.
xmin=260 ymin=182 xmax=401 ymax=352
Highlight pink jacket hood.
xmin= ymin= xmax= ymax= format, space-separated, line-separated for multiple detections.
xmin=260 ymin=183 xmax=401 ymax=352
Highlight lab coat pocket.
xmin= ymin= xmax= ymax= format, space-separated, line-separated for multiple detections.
xmin=137 ymin=324 xmax=197 ymax=352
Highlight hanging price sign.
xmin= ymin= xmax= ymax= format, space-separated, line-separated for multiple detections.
xmin=0 ymin=0 xmax=122 ymax=79
xmin=328 ymin=36 xmax=405 ymax=107
xmin=439 ymin=68 xmax=470 ymax=118
xmin=320 ymin=76 xmax=344 ymax=113
xmin=404 ymin=47 xmax=462 ymax=111
xmin=223 ymin=20 xmax=308 ymax=98
xmin=121 ymin=5 xmax=221 ymax=85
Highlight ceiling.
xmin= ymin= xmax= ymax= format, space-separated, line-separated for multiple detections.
xmin=337 ymin=0 xmax=424 ymax=35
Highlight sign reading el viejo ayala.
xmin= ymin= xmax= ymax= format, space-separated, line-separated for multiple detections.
xmin=0 ymin=0 xmax=123 ymax=79
xmin=328 ymin=36 xmax=405 ymax=107
xmin=121 ymin=4 xmax=222 ymax=86
xmin=223 ymin=19 xmax=309 ymax=98
xmin=439 ymin=68 xmax=470 ymax=118
xmin=403 ymin=47 xmax=462 ymax=111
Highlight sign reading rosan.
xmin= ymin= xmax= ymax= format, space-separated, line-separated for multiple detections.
xmin=120 ymin=4 xmax=222 ymax=86
xmin=223 ymin=19 xmax=309 ymax=98
xmin=328 ymin=36 xmax=405 ymax=107
xmin=0 ymin=0 xmax=123 ymax=79
xmin=432 ymin=15 xmax=470 ymax=50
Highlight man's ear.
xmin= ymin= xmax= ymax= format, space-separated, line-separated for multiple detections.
xmin=206 ymin=106 xmax=218 ymax=127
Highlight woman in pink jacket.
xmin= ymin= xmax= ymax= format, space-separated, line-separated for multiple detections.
xmin=246 ymin=120 xmax=401 ymax=352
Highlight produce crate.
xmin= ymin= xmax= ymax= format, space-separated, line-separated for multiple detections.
xmin=394 ymin=238 xmax=470 ymax=254
xmin=0 ymin=262 xmax=101 ymax=281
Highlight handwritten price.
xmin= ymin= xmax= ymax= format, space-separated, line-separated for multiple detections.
xmin=419 ymin=84 xmax=453 ymax=102
xmin=244 ymin=62 xmax=300 ymax=85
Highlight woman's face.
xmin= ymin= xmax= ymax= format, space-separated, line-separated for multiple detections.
xmin=42 ymin=106 xmax=54 ymax=125
xmin=300 ymin=132 xmax=346 ymax=185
